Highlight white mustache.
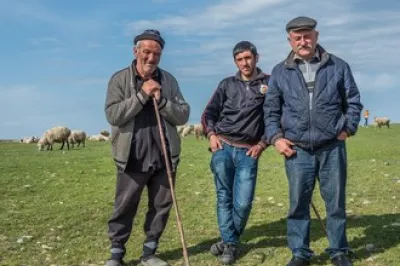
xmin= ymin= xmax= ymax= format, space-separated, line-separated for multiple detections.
xmin=297 ymin=45 xmax=312 ymax=50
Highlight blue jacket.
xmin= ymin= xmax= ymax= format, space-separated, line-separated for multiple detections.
xmin=263 ymin=45 xmax=363 ymax=151
xmin=202 ymin=68 xmax=269 ymax=146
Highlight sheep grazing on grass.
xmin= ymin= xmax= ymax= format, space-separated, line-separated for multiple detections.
xmin=176 ymin=125 xmax=186 ymax=135
xmin=374 ymin=116 xmax=390 ymax=129
xmin=88 ymin=134 xmax=110 ymax=141
xmin=100 ymin=130 xmax=110 ymax=137
xmin=194 ymin=124 xmax=205 ymax=140
xmin=38 ymin=126 xmax=71 ymax=151
xmin=181 ymin=125 xmax=194 ymax=138
xmin=68 ymin=130 xmax=87 ymax=148
xmin=20 ymin=136 xmax=39 ymax=144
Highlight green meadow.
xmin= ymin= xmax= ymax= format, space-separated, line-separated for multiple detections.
xmin=1 ymin=125 xmax=399 ymax=266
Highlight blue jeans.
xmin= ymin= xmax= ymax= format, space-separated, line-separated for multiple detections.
xmin=285 ymin=140 xmax=351 ymax=260
xmin=210 ymin=142 xmax=258 ymax=245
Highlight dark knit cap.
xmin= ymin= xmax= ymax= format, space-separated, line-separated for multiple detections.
xmin=133 ymin=29 xmax=165 ymax=49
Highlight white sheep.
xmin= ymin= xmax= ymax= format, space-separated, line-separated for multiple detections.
xmin=88 ymin=134 xmax=110 ymax=141
xmin=68 ymin=130 xmax=87 ymax=148
xmin=20 ymin=136 xmax=39 ymax=144
xmin=38 ymin=126 xmax=71 ymax=151
xmin=194 ymin=124 xmax=205 ymax=140
xmin=176 ymin=125 xmax=186 ymax=135
xmin=37 ymin=137 xmax=50 ymax=150
xmin=374 ymin=116 xmax=390 ymax=129
xmin=181 ymin=125 xmax=194 ymax=138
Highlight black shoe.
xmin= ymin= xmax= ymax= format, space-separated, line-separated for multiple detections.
xmin=331 ymin=254 xmax=353 ymax=266
xmin=220 ymin=244 xmax=237 ymax=265
xmin=287 ymin=256 xmax=310 ymax=266
xmin=210 ymin=241 xmax=225 ymax=256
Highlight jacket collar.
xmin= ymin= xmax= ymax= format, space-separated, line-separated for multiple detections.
xmin=129 ymin=60 xmax=161 ymax=89
xmin=284 ymin=44 xmax=330 ymax=69
xmin=234 ymin=67 xmax=267 ymax=82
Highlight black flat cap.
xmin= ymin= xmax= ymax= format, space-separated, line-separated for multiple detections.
xmin=232 ymin=41 xmax=258 ymax=57
xmin=134 ymin=29 xmax=165 ymax=49
xmin=286 ymin=16 xmax=317 ymax=32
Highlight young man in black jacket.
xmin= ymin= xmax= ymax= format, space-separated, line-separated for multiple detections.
xmin=202 ymin=41 xmax=269 ymax=265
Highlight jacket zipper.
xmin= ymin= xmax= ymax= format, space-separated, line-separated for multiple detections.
xmin=245 ymin=81 xmax=250 ymax=109
xmin=296 ymin=69 xmax=313 ymax=150
xmin=306 ymin=57 xmax=328 ymax=150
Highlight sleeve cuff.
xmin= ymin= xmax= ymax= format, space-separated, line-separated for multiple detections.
xmin=271 ymin=133 xmax=284 ymax=145
xmin=158 ymin=97 xmax=167 ymax=110
xmin=257 ymin=140 xmax=268 ymax=150
xmin=207 ymin=131 xmax=216 ymax=139
xmin=137 ymin=90 xmax=149 ymax=105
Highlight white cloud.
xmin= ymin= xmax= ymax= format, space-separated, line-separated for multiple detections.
xmin=125 ymin=0 xmax=290 ymax=35
xmin=1 ymin=1 xmax=109 ymax=34
xmin=123 ymin=0 xmax=400 ymax=88
xmin=353 ymin=72 xmax=399 ymax=92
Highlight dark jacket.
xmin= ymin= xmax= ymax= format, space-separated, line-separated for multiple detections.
xmin=263 ymin=45 xmax=363 ymax=151
xmin=105 ymin=61 xmax=190 ymax=172
xmin=202 ymin=68 xmax=269 ymax=146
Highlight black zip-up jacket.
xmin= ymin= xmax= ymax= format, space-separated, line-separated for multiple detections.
xmin=202 ymin=68 xmax=269 ymax=146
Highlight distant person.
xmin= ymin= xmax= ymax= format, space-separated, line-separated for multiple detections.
xmin=104 ymin=29 xmax=190 ymax=266
xmin=202 ymin=41 xmax=269 ymax=265
xmin=264 ymin=16 xmax=363 ymax=266
xmin=363 ymin=109 xmax=369 ymax=127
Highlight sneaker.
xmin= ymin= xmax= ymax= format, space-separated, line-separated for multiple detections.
xmin=210 ymin=241 xmax=225 ymax=256
xmin=220 ymin=244 xmax=237 ymax=265
xmin=286 ymin=256 xmax=310 ymax=266
xmin=331 ymin=254 xmax=353 ymax=266
xmin=139 ymin=255 xmax=169 ymax=266
xmin=104 ymin=260 xmax=124 ymax=266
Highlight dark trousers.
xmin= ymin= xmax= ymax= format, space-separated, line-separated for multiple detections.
xmin=107 ymin=168 xmax=175 ymax=256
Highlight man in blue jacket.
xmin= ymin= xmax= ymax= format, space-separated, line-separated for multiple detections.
xmin=202 ymin=41 xmax=269 ymax=265
xmin=264 ymin=17 xmax=363 ymax=266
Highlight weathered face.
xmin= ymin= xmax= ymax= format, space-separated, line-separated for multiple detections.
xmin=134 ymin=40 xmax=162 ymax=78
xmin=234 ymin=50 xmax=258 ymax=78
xmin=288 ymin=29 xmax=318 ymax=59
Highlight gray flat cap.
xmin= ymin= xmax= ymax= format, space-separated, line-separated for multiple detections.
xmin=286 ymin=16 xmax=317 ymax=32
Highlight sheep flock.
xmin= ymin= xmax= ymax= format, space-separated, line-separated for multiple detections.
xmin=17 ymin=117 xmax=391 ymax=152
xmin=19 ymin=123 xmax=206 ymax=152
xmin=19 ymin=126 xmax=111 ymax=151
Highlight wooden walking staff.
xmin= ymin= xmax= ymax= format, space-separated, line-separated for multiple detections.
xmin=152 ymin=97 xmax=190 ymax=266
xmin=310 ymin=200 xmax=328 ymax=237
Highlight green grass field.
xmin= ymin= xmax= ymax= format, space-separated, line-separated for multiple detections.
xmin=1 ymin=125 xmax=399 ymax=266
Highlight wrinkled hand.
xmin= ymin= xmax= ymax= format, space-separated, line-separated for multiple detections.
xmin=274 ymin=138 xmax=296 ymax=158
xmin=209 ymin=135 xmax=223 ymax=152
xmin=337 ymin=131 xmax=349 ymax=141
xmin=246 ymin=144 xmax=264 ymax=159
xmin=142 ymin=79 xmax=161 ymax=97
